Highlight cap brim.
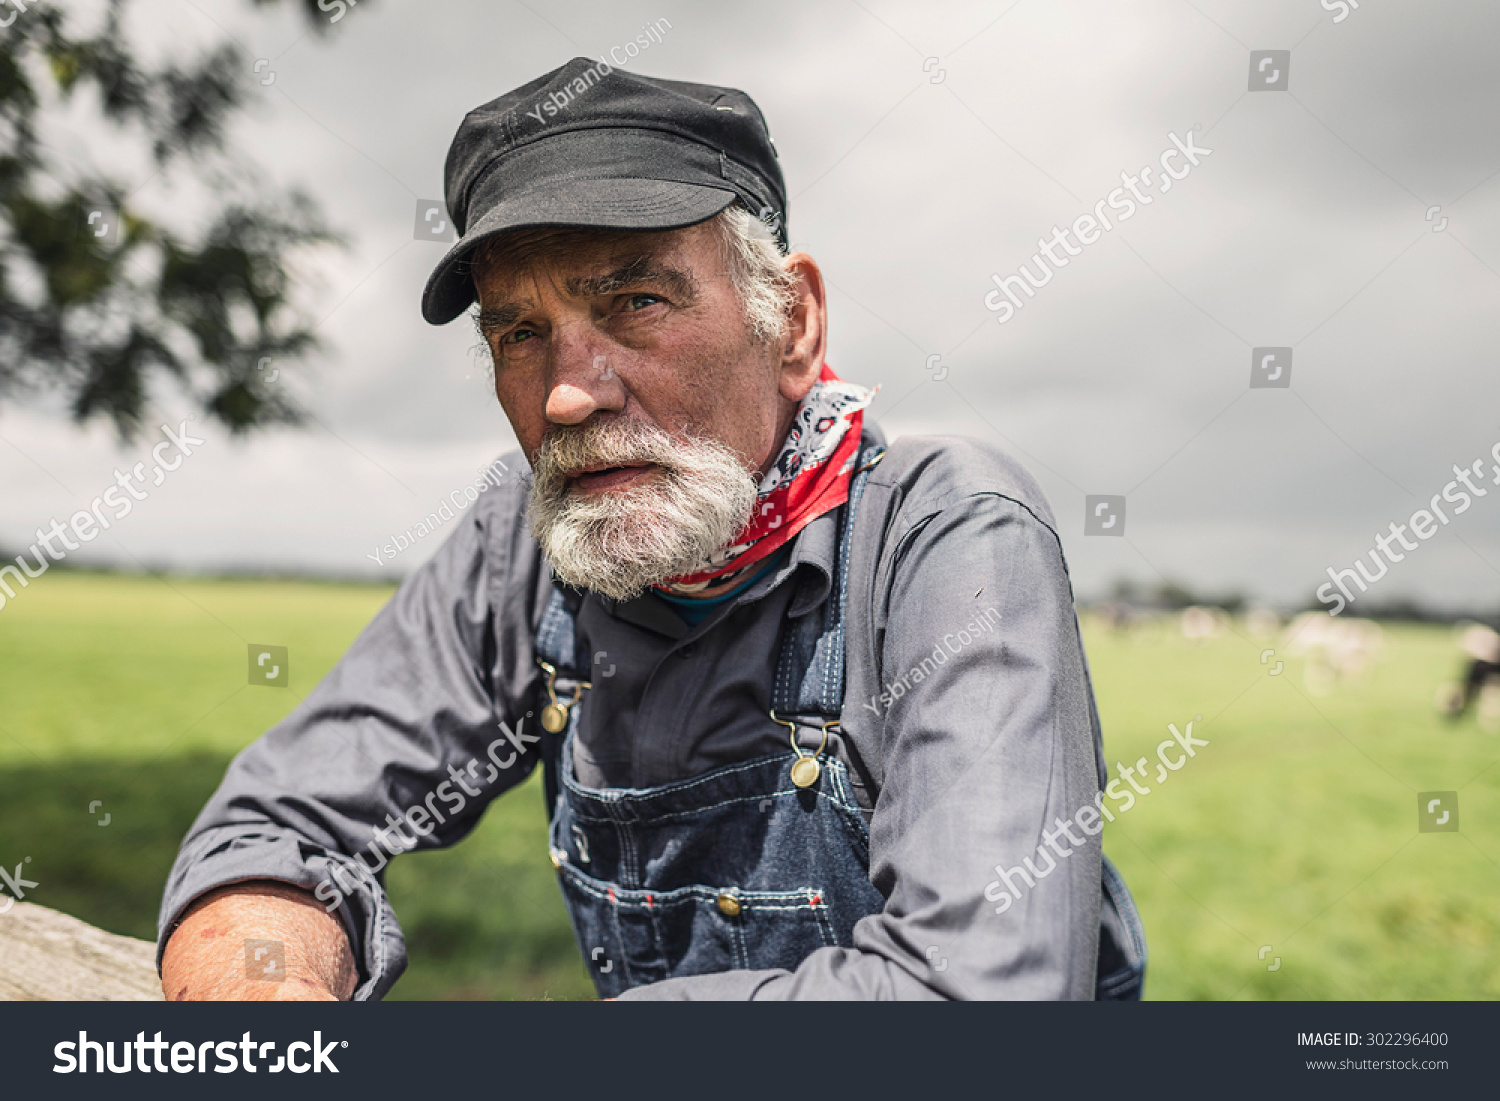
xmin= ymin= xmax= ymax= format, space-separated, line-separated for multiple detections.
xmin=421 ymin=177 xmax=738 ymax=325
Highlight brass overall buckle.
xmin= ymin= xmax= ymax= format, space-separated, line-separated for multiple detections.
xmin=769 ymin=711 xmax=838 ymax=788
xmin=537 ymin=659 xmax=591 ymax=733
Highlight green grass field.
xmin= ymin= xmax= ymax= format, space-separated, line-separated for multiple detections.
xmin=1 ymin=572 xmax=1495 ymax=999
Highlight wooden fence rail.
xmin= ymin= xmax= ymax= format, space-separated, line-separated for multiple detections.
xmin=0 ymin=901 xmax=164 ymax=1001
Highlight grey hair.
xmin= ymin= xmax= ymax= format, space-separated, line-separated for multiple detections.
xmin=710 ymin=204 xmax=799 ymax=345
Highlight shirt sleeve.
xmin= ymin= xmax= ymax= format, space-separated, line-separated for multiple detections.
xmin=155 ymin=503 xmax=539 ymax=1001
xmin=618 ymin=491 xmax=1103 ymax=1000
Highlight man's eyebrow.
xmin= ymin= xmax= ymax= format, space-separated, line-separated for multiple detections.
xmin=474 ymin=256 xmax=699 ymax=337
xmin=564 ymin=255 xmax=699 ymax=302
xmin=475 ymin=304 xmax=526 ymax=336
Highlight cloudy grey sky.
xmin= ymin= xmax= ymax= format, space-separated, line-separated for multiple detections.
xmin=5 ymin=0 xmax=1499 ymax=612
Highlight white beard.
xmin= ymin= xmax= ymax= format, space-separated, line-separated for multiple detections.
xmin=527 ymin=418 xmax=758 ymax=602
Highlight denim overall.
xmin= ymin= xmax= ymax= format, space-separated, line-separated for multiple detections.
xmin=534 ymin=442 xmax=1147 ymax=999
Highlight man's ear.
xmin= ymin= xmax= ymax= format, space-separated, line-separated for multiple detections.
xmin=777 ymin=253 xmax=827 ymax=404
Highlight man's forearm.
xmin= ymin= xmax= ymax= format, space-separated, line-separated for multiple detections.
xmin=161 ymin=880 xmax=358 ymax=1001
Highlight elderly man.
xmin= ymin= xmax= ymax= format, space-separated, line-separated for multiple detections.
xmin=157 ymin=58 xmax=1145 ymax=1001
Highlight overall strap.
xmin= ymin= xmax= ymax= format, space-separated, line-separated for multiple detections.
xmin=535 ymin=582 xmax=589 ymax=676
xmin=770 ymin=440 xmax=886 ymax=722
xmin=535 ymin=583 xmax=587 ymax=815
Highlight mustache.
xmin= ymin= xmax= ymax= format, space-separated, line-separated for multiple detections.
xmin=532 ymin=418 xmax=697 ymax=485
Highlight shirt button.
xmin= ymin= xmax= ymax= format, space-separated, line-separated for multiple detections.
xmin=679 ymin=644 xmax=696 ymax=659
xmin=716 ymin=892 xmax=741 ymax=917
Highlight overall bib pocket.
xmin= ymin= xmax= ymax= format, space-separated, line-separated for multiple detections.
xmin=545 ymin=740 xmax=885 ymax=999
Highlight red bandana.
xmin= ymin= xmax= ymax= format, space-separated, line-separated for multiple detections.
xmin=656 ymin=364 xmax=875 ymax=595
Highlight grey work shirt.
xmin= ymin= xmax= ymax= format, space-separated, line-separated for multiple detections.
xmin=157 ymin=424 xmax=1108 ymax=1000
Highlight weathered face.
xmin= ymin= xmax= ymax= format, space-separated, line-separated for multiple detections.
xmin=470 ymin=219 xmax=823 ymax=600
xmin=473 ymin=220 xmax=786 ymax=487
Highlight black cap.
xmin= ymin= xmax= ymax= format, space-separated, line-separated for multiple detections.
xmin=421 ymin=57 xmax=788 ymax=325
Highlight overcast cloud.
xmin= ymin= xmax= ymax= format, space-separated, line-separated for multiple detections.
xmin=3 ymin=0 xmax=1498 ymax=612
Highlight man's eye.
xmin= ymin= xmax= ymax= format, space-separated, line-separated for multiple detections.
xmin=501 ymin=328 xmax=536 ymax=345
xmin=622 ymin=293 xmax=662 ymax=312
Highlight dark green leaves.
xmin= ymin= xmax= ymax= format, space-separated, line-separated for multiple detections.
xmin=0 ymin=0 xmax=361 ymax=439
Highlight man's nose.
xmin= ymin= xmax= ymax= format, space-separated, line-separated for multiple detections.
xmin=545 ymin=336 xmax=625 ymax=425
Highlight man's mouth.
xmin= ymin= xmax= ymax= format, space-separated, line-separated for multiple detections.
xmin=568 ymin=462 xmax=657 ymax=492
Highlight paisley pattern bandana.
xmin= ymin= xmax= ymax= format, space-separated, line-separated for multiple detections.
xmin=655 ymin=364 xmax=875 ymax=596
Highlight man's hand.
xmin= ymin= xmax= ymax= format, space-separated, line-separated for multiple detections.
xmin=161 ymin=880 xmax=358 ymax=1001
